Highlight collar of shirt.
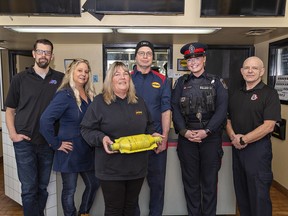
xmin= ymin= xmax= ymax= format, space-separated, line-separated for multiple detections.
xmin=28 ymin=66 xmax=52 ymax=77
xmin=241 ymin=81 xmax=265 ymax=92
xmin=188 ymin=71 xmax=207 ymax=80
xmin=133 ymin=68 xmax=152 ymax=76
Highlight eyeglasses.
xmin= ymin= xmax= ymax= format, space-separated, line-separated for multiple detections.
xmin=35 ymin=49 xmax=52 ymax=56
xmin=137 ymin=51 xmax=153 ymax=57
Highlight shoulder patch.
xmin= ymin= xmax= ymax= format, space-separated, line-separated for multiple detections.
xmin=173 ymin=79 xmax=179 ymax=89
xmin=220 ymin=78 xmax=228 ymax=89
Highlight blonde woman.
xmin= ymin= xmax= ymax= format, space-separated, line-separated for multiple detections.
xmin=81 ymin=61 xmax=161 ymax=216
xmin=40 ymin=59 xmax=99 ymax=216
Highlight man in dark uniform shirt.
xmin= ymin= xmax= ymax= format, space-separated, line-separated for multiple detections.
xmin=131 ymin=41 xmax=171 ymax=216
xmin=226 ymin=56 xmax=281 ymax=216
xmin=171 ymin=42 xmax=228 ymax=216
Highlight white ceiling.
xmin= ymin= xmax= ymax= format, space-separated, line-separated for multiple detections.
xmin=1 ymin=26 xmax=288 ymax=50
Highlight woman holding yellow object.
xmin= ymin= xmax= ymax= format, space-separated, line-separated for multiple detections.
xmin=80 ymin=61 xmax=161 ymax=216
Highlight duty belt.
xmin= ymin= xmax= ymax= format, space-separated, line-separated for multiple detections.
xmin=186 ymin=121 xmax=209 ymax=130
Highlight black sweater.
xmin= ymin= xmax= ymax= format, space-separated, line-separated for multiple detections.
xmin=81 ymin=94 xmax=155 ymax=180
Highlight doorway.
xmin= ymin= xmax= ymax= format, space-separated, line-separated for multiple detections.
xmin=103 ymin=43 xmax=173 ymax=80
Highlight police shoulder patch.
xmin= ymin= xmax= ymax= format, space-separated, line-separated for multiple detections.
xmin=172 ymin=79 xmax=179 ymax=89
xmin=220 ymin=78 xmax=228 ymax=89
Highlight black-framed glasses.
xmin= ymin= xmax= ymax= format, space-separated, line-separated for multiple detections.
xmin=137 ymin=51 xmax=153 ymax=57
xmin=35 ymin=49 xmax=52 ymax=56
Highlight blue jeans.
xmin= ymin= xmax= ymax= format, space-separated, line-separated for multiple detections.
xmin=61 ymin=171 xmax=99 ymax=216
xmin=13 ymin=140 xmax=54 ymax=216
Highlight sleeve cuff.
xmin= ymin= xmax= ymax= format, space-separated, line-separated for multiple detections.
xmin=179 ymin=129 xmax=187 ymax=137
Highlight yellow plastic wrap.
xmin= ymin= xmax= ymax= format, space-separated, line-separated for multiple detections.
xmin=109 ymin=134 xmax=162 ymax=154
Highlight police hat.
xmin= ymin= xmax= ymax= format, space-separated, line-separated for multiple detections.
xmin=180 ymin=42 xmax=207 ymax=59
xmin=135 ymin=40 xmax=154 ymax=57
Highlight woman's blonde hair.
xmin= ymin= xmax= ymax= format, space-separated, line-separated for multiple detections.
xmin=58 ymin=58 xmax=96 ymax=110
xmin=103 ymin=61 xmax=138 ymax=105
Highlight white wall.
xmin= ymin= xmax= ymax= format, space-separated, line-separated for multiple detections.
xmin=52 ymin=44 xmax=103 ymax=93
xmin=255 ymin=35 xmax=288 ymax=190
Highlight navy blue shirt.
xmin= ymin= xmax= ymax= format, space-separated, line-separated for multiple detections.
xmin=131 ymin=69 xmax=171 ymax=134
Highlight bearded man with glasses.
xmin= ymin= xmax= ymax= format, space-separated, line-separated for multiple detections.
xmin=5 ymin=39 xmax=64 ymax=216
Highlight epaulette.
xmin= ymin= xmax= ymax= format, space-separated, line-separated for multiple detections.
xmin=182 ymin=74 xmax=190 ymax=83
xmin=172 ymin=73 xmax=189 ymax=89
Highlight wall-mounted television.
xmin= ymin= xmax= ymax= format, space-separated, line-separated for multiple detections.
xmin=0 ymin=0 xmax=81 ymax=16
xmin=83 ymin=0 xmax=184 ymax=15
xmin=201 ymin=0 xmax=286 ymax=17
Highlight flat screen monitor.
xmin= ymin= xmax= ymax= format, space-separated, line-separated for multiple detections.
xmin=0 ymin=0 xmax=81 ymax=16
xmin=201 ymin=0 xmax=286 ymax=17
xmin=83 ymin=0 xmax=184 ymax=15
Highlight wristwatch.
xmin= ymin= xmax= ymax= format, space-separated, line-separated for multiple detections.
xmin=240 ymin=137 xmax=246 ymax=146
xmin=205 ymin=129 xmax=212 ymax=136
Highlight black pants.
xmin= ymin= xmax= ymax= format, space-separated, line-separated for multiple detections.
xmin=177 ymin=133 xmax=223 ymax=216
xmin=232 ymin=137 xmax=273 ymax=216
xmin=100 ymin=178 xmax=144 ymax=216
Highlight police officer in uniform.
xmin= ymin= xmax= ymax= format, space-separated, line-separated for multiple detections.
xmin=171 ymin=42 xmax=228 ymax=216
xmin=226 ymin=56 xmax=281 ymax=216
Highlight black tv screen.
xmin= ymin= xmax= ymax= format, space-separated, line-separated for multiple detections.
xmin=201 ymin=0 xmax=286 ymax=17
xmin=0 ymin=0 xmax=81 ymax=16
xmin=83 ymin=0 xmax=184 ymax=14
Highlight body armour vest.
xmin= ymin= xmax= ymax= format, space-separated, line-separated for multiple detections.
xmin=180 ymin=74 xmax=216 ymax=122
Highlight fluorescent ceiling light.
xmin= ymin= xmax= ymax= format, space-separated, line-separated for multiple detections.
xmin=117 ymin=28 xmax=221 ymax=34
xmin=4 ymin=26 xmax=113 ymax=33
xmin=0 ymin=47 xmax=6 ymax=50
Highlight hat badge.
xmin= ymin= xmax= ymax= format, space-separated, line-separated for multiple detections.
xmin=189 ymin=44 xmax=195 ymax=54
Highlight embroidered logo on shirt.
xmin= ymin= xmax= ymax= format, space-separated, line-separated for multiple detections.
xmin=151 ymin=82 xmax=161 ymax=88
xmin=49 ymin=80 xmax=58 ymax=84
xmin=136 ymin=111 xmax=143 ymax=115
xmin=251 ymin=94 xmax=258 ymax=100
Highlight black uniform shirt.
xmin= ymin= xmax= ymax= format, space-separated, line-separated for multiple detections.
xmin=172 ymin=72 xmax=228 ymax=134
xmin=5 ymin=67 xmax=64 ymax=144
xmin=228 ymin=81 xmax=281 ymax=134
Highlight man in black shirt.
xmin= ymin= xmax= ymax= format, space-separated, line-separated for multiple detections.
xmin=226 ymin=56 xmax=281 ymax=216
xmin=5 ymin=39 xmax=64 ymax=216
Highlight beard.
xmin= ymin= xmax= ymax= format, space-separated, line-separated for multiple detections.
xmin=36 ymin=58 xmax=50 ymax=69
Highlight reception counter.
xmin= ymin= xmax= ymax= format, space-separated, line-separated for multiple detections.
xmin=2 ymin=111 xmax=235 ymax=215
xmin=70 ymin=140 xmax=236 ymax=216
